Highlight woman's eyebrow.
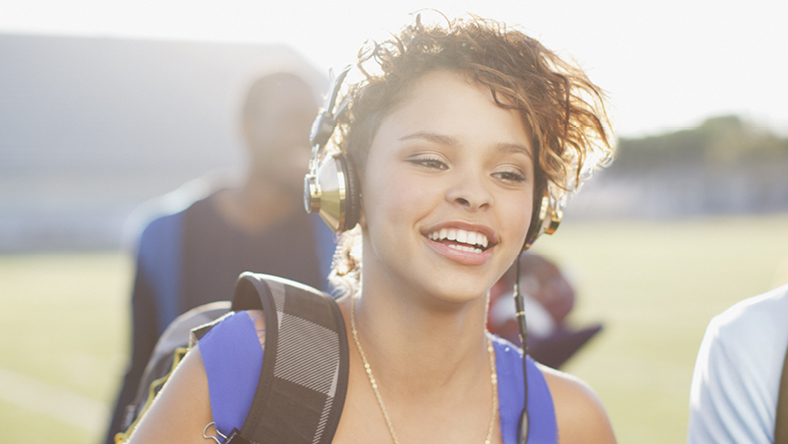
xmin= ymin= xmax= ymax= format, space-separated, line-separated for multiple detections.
xmin=497 ymin=142 xmax=534 ymax=160
xmin=398 ymin=131 xmax=457 ymax=145
xmin=399 ymin=132 xmax=533 ymax=160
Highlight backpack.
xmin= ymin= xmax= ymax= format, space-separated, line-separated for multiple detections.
xmin=114 ymin=272 xmax=350 ymax=444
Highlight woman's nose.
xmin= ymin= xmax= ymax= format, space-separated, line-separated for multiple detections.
xmin=446 ymin=171 xmax=493 ymax=211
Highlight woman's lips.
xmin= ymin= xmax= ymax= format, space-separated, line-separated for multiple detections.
xmin=423 ymin=234 xmax=494 ymax=266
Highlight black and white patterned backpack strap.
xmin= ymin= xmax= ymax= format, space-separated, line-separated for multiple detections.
xmin=227 ymin=272 xmax=349 ymax=444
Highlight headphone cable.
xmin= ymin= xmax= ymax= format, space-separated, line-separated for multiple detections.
xmin=513 ymin=253 xmax=530 ymax=443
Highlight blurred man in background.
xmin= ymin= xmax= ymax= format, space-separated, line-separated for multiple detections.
xmin=688 ymin=283 xmax=788 ymax=443
xmin=104 ymin=72 xmax=335 ymax=442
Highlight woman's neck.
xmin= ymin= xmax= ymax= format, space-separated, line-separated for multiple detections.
xmin=345 ymin=276 xmax=491 ymax=399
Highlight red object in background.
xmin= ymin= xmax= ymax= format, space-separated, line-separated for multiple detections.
xmin=488 ymin=252 xmax=602 ymax=369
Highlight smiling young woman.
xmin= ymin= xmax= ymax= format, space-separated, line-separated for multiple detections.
xmin=125 ymin=14 xmax=616 ymax=444
xmin=359 ymin=70 xmax=535 ymax=307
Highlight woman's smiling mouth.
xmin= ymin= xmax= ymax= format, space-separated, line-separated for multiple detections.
xmin=425 ymin=228 xmax=490 ymax=253
xmin=421 ymin=224 xmax=498 ymax=267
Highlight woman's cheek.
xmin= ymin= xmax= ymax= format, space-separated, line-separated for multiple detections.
xmin=506 ymin=198 xmax=533 ymax=245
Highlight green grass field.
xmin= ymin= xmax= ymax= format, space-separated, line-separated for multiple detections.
xmin=1 ymin=214 xmax=787 ymax=444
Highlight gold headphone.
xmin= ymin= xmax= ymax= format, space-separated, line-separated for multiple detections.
xmin=304 ymin=66 xmax=563 ymax=245
xmin=523 ymin=188 xmax=563 ymax=250
xmin=303 ymin=67 xmax=362 ymax=233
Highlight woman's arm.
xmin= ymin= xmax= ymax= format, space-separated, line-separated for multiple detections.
xmin=541 ymin=365 xmax=617 ymax=444
xmin=126 ymin=344 xmax=214 ymax=444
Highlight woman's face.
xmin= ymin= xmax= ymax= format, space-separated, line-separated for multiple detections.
xmin=360 ymin=70 xmax=535 ymax=305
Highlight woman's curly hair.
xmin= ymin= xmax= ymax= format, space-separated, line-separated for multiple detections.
xmin=328 ymin=14 xmax=615 ymax=293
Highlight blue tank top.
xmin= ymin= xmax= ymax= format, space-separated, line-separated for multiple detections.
xmin=199 ymin=311 xmax=557 ymax=443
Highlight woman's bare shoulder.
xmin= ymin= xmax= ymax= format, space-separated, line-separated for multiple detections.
xmin=127 ymin=345 xmax=213 ymax=444
xmin=539 ymin=364 xmax=616 ymax=444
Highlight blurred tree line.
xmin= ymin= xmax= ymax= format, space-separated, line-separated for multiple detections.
xmin=613 ymin=115 xmax=788 ymax=171
xmin=570 ymin=116 xmax=788 ymax=217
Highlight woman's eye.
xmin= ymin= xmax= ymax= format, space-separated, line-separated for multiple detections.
xmin=410 ymin=157 xmax=448 ymax=170
xmin=494 ymin=170 xmax=527 ymax=183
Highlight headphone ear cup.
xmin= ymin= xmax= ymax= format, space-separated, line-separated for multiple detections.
xmin=336 ymin=153 xmax=362 ymax=232
xmin=523 ymin=198 xmax=546 ymax=250
xmin=523 ymin=182 xmax=550 ymax=250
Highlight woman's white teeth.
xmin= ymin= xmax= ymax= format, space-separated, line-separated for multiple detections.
xmin=467 ymin=232 xmax=477 ymax=245
xmin=449 ymin=244 xmax=483 ymax=253
xmin=427 ymin=228 xmax=489 ymax=250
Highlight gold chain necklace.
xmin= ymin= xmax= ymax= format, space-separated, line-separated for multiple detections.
xmin=350 ymin=296 xmax=498 ymax=444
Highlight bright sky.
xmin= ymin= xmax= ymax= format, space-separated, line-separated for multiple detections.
xmin=2 ymin=0 xmax=787 ymax=138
